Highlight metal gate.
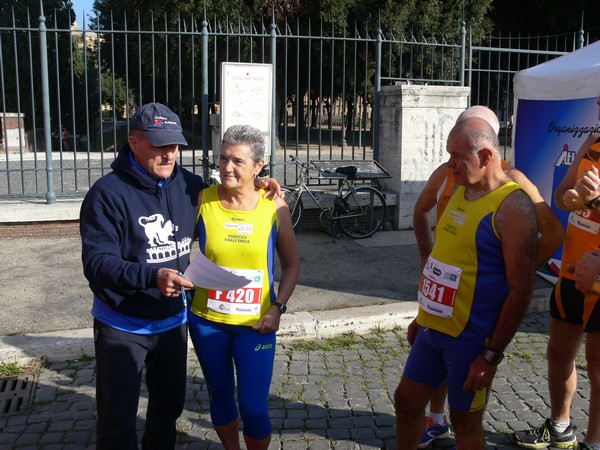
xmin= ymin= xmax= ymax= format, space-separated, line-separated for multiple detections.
xmin=0 ymin=5 xmax=593 ymax=200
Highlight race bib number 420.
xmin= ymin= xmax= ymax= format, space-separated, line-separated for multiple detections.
xmin=207 ymin=268 xmax=264 ymax=316
xmin=418 ymin=256 xmax=461 ymax=318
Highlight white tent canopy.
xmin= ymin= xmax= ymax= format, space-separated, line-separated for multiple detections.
xmin=513 ymin=40 xmax=600 ymax=101
xmin=512 ymin=40 xmax=600 ymax=282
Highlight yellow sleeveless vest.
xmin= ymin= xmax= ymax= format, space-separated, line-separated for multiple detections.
xmin=418 ymin=181 xmax=520 ymax=337
xmin=190 ymin=185 xmax=279 ymax=326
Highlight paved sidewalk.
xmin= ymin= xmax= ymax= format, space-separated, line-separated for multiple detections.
xmin=0 ymin=312 xmax=588 ymax=449
xmin=0 ymin=228 xmax=427 ymax=363
xmin=0 ymin=229 xmax=552 ymax=363
xmin=0 ymin=199 xmax=564 ymax=448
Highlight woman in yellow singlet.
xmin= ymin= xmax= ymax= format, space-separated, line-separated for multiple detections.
xmin=188 ymin=124 xmax=299 ymax=450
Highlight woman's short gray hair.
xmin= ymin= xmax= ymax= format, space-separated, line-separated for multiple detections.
xmin=221 ymin=125 xmax=265 ymax=163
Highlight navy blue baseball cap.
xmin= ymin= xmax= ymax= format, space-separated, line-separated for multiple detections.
xmin=130 ymin=102 xmax=188 ymax=147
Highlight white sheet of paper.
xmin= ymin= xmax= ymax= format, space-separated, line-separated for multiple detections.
xmin=183 ymin=251 xmax=251 ymax=291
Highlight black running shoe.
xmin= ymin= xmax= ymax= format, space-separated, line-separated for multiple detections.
xmin=511 ymin=418 xmax=577 ymax=449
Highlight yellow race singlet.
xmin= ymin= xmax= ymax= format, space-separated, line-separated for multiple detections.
xmin=190 ymin=185 xmax=279 ymax=326
xmin=418 ymin=182 xmax=520 ymax=337
xmin=436 ymin=160 xmax=511 ymax=221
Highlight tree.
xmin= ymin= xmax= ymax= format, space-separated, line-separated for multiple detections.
xmin=91 ymin=0 xmax=209 ymax=122
xmin=492 ymin=0 xmax=600 ymax=39
xmin=82 ymin=0 xmax=598 ymax=150
xmin=0 ymin=1 xmax=75 ymax=135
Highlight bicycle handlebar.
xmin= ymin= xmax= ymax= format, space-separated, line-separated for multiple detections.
xmin=287 ymin=155 xmax=349 ymax=180
xmin=199 ymin=155 xmax=217 ymax=170
xmin=288 ymin=154 xmax=310 ymax=169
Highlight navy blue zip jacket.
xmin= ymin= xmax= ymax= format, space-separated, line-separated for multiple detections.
xmin=80 ymin=143 xmax=206 ymax=320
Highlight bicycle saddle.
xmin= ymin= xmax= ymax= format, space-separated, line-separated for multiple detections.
xmin=334 ymin=165 xmax=358 ymax=179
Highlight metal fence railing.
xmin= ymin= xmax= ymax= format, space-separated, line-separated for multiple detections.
xmin=0 ymin=5 xmax=594 ymax=201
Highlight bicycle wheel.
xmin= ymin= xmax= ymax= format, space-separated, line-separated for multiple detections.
xmin=281 ymin=187 xmax=303 ymax=228
xmin=338 ymin=186 xmax=386 ymax=239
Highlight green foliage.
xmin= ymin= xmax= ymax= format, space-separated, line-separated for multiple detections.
xmin=0 ymin=1 xmax=74 ymax=27
xmin=314 ymin=0 xmax=493 ymax=38
xmin=82 ymin=0 xmax=496 ymax=138
xmin=292 ymin=331 xmax=365 ymax=352
xmin=0 ymin=1 xmax=76 ymax=133
xmin=6 ymin=0 xmax=594 ymax=152
xmin=320 ymin=0 xmax=359 ymax=29
xmin=0 ymin=361 xmax=21 ymax=377
xmin=493 ymin=0 xmax=600 ymax=37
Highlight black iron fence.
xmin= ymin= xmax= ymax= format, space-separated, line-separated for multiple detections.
xmin=0 ymin=5 xmax=594 ymax=200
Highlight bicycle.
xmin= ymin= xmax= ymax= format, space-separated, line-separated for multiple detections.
xmin=282 ymin=155 xmax=387 ymax=240
xmin=199 ymin=155 xmax=221 ymax=185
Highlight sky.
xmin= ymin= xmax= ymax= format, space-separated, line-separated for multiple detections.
xmin=71 ymin=0 xmax=96 ymax=25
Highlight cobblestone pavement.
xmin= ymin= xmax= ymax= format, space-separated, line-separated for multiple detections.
xmin=0 ymin=312 xmax=589 ymax=449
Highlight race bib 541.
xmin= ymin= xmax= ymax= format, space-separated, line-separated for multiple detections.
xmin=418 ymin=256 xmax=461 ymax=318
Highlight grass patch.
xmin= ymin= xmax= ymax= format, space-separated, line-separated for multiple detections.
xmin=362 ymin=335 xmax=385 ymax=349
xmin=0 ymin=358 xmax=47 ymax=377
xmin=0 ymin=361 xmax=21 ymax=377
xmin=292 ymin=331 xmax=361 ymax=352
xmin=78 ymin=353 xmax=94 ymax=363
xmin=290 ymin=340 xmax=322 ymax=352
xmin=326 ymin=332 xmax=361 ymax=348
xmin=508 ymin=349 xmax=534 ymax=364
xmin=289 ymin=389 xmax=304 ymax=402
xmin=398 ymin=340 xmax=411 ymax=352
xmin=370 ymin=325 xmax=386 ymax=335
xmin=291 ymin=328 xmax=410 ymax=353
xmin=576 ymin=351 xmax=587 ymax=370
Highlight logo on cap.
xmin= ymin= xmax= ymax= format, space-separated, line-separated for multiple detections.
xmin=151 ymin=115 xmax=179 ymax=129
xmin=131 ymin=103 xmax=188 ymax=146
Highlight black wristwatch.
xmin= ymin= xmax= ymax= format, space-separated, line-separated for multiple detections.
xmin=586 ymin=196 xmax=600 ymax=210
xmin=272 ymin=302 xmax=287 ymax=314
xmin=482 ymin=348 xmax=504 ymax=366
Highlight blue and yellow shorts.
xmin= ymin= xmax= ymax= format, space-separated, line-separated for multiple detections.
xmin=403 ymin=327 xmax=489 ymax=412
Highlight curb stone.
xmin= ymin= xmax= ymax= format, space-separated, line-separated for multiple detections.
xmin=0 ymin=290 xmax=550 ymax=364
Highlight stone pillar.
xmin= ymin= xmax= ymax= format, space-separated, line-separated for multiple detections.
xmin=1 ymin=113 xmax=27 ymax=153
xmin=378 ymin=85 xmax=470 ymax=229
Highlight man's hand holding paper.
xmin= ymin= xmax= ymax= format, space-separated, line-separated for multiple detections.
xmin=183 ymin=251 xmax=251 ymax=291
